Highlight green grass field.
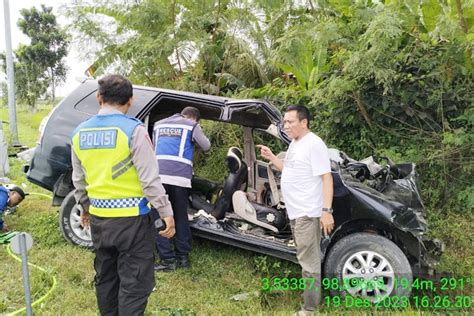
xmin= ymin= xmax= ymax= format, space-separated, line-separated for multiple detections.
xmin=0 ymin=103 xmax=472 ymax=315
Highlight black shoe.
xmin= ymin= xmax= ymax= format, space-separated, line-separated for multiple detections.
xmin=154 ymin=259 xmax=176 ymax=272
xmin=176 ymin=256 xmax=190 ymax=269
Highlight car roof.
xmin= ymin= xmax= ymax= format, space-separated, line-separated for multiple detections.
xmin=78 ymin=79 xmax=283 ymax=128
xmin=82 ymin=79 xmax=267 ymax=108
xmin=134 ymin=84 xmax=233 ymax=104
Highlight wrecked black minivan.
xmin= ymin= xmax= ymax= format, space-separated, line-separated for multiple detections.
xmin=26 ymin=79 xmax=443 ymax=301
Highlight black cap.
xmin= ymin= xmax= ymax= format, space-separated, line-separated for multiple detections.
xmin=10 ymin=186 xmax=26 ymax=199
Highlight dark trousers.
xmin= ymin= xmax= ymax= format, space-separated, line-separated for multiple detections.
xmin=155 ymin=184 xmax=192 ymax=260
xmin=90 ymin=213 xmax=155 ymax=316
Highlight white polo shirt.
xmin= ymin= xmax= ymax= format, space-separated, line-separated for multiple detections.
xmin=280 ymin=132 xmax=331 ymax=220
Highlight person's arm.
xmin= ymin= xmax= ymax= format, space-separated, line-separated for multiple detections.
xmin=322 ymin=173 xmax=333 ymax=209
xmin=131 ymin=125 xmax=175 ymax=238
xmin=320 ymin=172 xmax=334 ymax=236
xmin=192 ymin=124 xmax=211 ymax=151
xmin=256 ymin=145 xmax=284 ymax=171
xmin=310 ymin=138 xmax=334 ymax=235
xmin=72 ymin=149 xmax=91 ymax=228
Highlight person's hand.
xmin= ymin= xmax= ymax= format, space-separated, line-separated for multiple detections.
xmin=80 ymin=210 xmax=90 ymax=229
xmin=1 ymin=224 xmax=9 ymax=232
xmin=159 ymin=216 xmax=176 ymax=239
xmin=256 ymin=145 xmax=275 ymax=162
xmin=320 ymin=211 xmax=335 ymax=236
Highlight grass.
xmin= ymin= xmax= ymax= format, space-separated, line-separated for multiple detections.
xmin=0 ymin=103 xmax=472 ymax=315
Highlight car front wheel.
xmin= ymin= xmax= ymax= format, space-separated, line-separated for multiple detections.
xmin=59 ymin=191 xmax=93 ymax=248
xmin=324 ymin=232 xmax=413 ymax=303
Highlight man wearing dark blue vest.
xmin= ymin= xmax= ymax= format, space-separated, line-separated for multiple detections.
xmin=153 ymin=107 xmax=210 ymax=272
xmin=71 ymin=74 xmax=176 ymax=315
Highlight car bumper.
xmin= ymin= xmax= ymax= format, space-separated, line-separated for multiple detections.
xmin=413 ymin=236 xmax=444 ymax=276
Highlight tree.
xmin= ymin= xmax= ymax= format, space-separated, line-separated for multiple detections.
xmin=65 ymin=0 xmax=284 ymax=93
xmin=67 ymin=0 xmax=473 ymax=212
xmin=15 ymin=5 xmax=69 ymax=108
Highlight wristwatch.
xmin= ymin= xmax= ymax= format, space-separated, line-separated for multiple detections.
xmin=322 ymin=207 xmax=333 ymax=214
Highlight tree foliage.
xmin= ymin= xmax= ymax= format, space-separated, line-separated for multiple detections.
xmin=9 ymin=5 xmax=69 ymax=109
xmin=67 ymin=0 xmax=473 ymax=212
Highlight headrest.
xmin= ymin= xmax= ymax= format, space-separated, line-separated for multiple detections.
xmin=226 ymin=147 xmax=243 ymax=173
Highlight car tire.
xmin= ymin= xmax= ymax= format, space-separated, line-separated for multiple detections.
xmin=324 ymin=232 xmax=412 ymax=302
xmin=59 ymin=191 xmax=93 ymax=248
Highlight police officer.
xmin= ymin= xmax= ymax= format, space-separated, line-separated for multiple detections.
xmin=71 ymin=74 xmax=175 ymax=315
xmin=153 ymin=107 xmax=210 ymax=271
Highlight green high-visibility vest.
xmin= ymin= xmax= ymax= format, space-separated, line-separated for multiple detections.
xmin=72 ymin=114 xmax=150 ymax=217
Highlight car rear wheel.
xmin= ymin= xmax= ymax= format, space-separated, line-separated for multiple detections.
xmin=324 ymin=232 xmax=412 ymax=303
xmin=59 ymin=191 xmax=93 ymax=248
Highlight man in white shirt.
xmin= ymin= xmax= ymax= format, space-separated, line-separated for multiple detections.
xmin=258 ymin=105 xmax=334 ymax=315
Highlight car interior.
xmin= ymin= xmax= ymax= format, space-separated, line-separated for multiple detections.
xmin=145 ymin=98 xmax=294 ymax=244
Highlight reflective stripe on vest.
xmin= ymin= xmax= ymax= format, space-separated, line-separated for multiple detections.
xmin=72 ymin=114 xmax=150 ymax=217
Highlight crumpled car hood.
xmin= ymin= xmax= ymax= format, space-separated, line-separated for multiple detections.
xmin=332 ymin=150 xmax=428 ymax=234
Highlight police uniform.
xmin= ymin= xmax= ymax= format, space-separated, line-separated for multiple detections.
xmin=72 ymin=108 xmax=172 ymax=315
xmin=153 ymin=113 xmax=210 ymax=264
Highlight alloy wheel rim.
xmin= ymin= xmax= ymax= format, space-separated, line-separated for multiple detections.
xmin=69 ymin=204 xmax=92 ymax=241
xmin=342 ymin=250 xmax=395 ymax=302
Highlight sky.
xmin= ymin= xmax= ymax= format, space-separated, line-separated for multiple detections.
xmin=0 ymin=0 xmax=90 ymax=97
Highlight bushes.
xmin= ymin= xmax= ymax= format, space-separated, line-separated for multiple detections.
xmin=194 ymin=121 xmax=243 ymax=182
xmin=66 ymin=0 xmax=472 ymax=215
xmin=237 ymin=2 xmax=473 ymax=216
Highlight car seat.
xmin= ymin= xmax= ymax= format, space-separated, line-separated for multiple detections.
xmin=211 ymin=147 xmax=248 ymax=220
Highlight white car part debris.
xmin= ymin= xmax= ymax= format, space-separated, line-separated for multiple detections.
xmin=230 ymin=291 xmax=259 ymax=301
xmin=193 ymin=209 xmax=217 ymax=222
xmin=17 ymin=147 xmax=36 ymax=162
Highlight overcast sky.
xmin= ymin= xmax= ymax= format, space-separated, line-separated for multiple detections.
xmin=0 ymin=0 xmax=90 ymax=97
